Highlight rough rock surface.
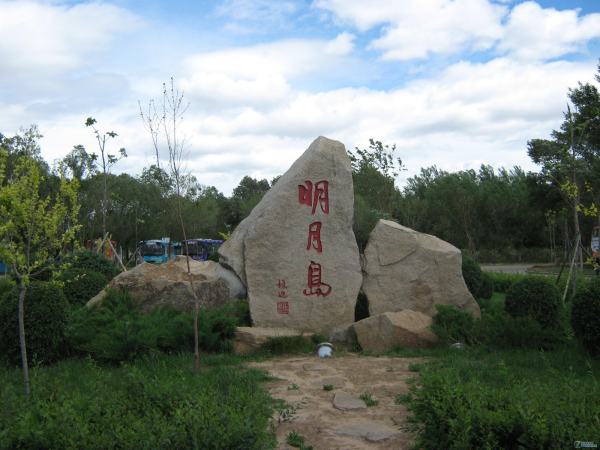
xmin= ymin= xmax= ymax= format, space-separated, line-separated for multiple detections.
xmin=232 ymin=327 xmax=313 ymax=355
xmin=353 ymin=310 xmax=439 ymax=352
xmin=219 ymin=136 xmax=362 ymax=333
xmin=332 ymin=391 xmax=367 ymax=411
xmin=87 ymin=256 xmax=239 ymax=312
xmin=363 ymin=219 xmax=480 ymax=318
xmin=335 ymin=421 xmax=400 ymax=442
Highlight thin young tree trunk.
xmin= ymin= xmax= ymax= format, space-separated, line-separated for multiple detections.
xmin=18 ymin=282 xmax=30 ymax=397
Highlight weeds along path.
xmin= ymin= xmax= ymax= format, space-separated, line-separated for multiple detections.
xmin=249 ymin=354 xmax=424 ymax=450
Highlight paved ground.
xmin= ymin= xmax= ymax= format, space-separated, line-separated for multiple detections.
xmin=481 ymin=264 xmax=535 ymax=274
xmin=249 ymin=354 xmax=425 ymax=450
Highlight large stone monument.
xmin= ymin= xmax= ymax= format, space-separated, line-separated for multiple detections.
xmin=362 ymin=219 xmax=480 ymax=318
xmin=219 ymin=136 xmax=362 ymax=333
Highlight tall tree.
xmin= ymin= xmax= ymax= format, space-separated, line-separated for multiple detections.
xmin=84 ymin=117 xmax=127 ymax=242
xmin=0 ymin=151 xmax=80 ymax=396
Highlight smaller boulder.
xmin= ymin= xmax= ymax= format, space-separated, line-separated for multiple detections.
xmin=87 ymin=256 xmax=242 ymax=313
xmin=233 ymin=327 xmax=313 ymax=355
xmin=332 ymin=391 xmax=367 ymax=411
xmin=353 ymin=310 xmax=438 ymax=352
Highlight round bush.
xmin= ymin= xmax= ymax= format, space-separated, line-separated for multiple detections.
xmin=571 ymin=279 xmax=600 ymax=356
xmin=0 ymin=281 xmax=69 ymax=365
xmin=58 ymin=268 xmax=107 ymax=305
xmin=62 ymin=249 xmax=119 ymax=282
xmin=505 ymin=277 xmax=562 ymax=329
xmin=462 ymin=255 xmax=483 ymax=297
xmin=477 ymin=273 xmax=494 ymax=300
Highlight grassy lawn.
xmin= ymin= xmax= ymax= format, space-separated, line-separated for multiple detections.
xmin=0 ymin=353 xmax=277 ymax=450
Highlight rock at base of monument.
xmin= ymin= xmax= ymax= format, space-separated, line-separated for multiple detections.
xmin=233 ymin=326 xmax=314 ymax=355
xmin=353 ymin=310 xmax=438 ymax=353
xmin=86 ymin=256 xmax=240 ymax=313
xmin=362 ymin=219 xmax=480 ymax=319
xmin=328 ymin=323 xmax=357 ymax=348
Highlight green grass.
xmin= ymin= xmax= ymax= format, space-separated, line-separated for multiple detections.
xmin=400 ymin=346 xmax=600 ymax=449
xmin=0 ymin=353 xmax=276 ymax=449
xmin=322 ymin=384 xmax=334 ymax=391
xmin=359 ymin=392 xmax=379 ymax=407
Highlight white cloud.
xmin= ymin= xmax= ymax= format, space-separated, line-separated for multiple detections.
xmin=180 ymin=34 xmax=356 ymax=109
xmin=499 ymin=1 xmax=600 ymax=60
xmin=314 ymin=0 xmax=506 ymax=60
xmin=0 ymin=1 xmax=142 ymax=77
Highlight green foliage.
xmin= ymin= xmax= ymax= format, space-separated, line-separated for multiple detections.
xmin=0 ymin=282 xmax=68 ymax=365
xmin=486 ymin=272 xmax=529 ymax=293
xmin=461 ymin=255 xmax=483 ymax=298
xmin=261 ymin=335 xmax=315 ymax=355
xmin=0 ymin=276 xmax=15 ymax=297
xmin=353 ymin=193 xmax=380 ymax=251
xmin=61 ymin=249 xmax=119 ymax=281
xmin=323 ymin=384 xmax=334 ymax=391
xmin=67 ymin=291 xmax=243 ymax=362
xmin=57 ymin=268 xmax=107 ymax=305
xmin=0 ymin=355 xmax=276 ymax=449
xmin=286 ymin=431 xmax=312 ymax=449
xmin=571 ymin=278 xmax=600 ymax=356
xmin=432 ymin=305 xmax=477 ymax=345
xmin=400 ymin=348 xmax=600 ymax=449
xmin=477 ymin=272 xmax=494 ymax=300
xmin=505 ymin=277 xmax=563 ymax=330
xmin=359 ymin=392 xmax=378 ymax=407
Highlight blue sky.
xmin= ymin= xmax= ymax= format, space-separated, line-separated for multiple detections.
xmin=1 ymin=0 xmax=599 ymax=193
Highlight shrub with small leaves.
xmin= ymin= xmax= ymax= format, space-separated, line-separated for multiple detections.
xmin=58 ymin=268 xmax=107 ymax=305
xmin=462 ymin=255 xmax=483 ymax=298
xmin=477 ymin=272 xmax=494 ymax=300
xmin=571 ymin=278 xmax=600 ymax=356
xmin=0 ymin=281 xmax=69 ymax=365
xmin=505 ymin=277 xmax=563 ymax=330
xmin=61 ymin=249 xmax=119 ymax=281
xmin=432 ymin=304 xmax=477 ymax=345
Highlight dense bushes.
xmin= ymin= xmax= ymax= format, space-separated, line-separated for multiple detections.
xmin=462 ymin=255 xmax=483 ymax=297
xmin=58 ymin=268 xmax=107 ymax=305
xmin=0 ymin=282 xmax=68 ymax=365
xmin=67 ymin=290 xmax=244 ymax=362
xmin=401 ymin=349 xmax=600 ymax=449
xmin=431 ymin=305 xmax=477 ymax=345
xmin=0 ymin=355 xmax=276 ymax=449
xmin=505 ymin=277 xmax=563 ymax=330
xmin=571 ymin=279 xmax=600 ymax=356
xmin=61 ymin=249 xmax=119 ymax=281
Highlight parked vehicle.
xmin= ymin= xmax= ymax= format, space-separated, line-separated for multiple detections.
xmin=139 ymin=238 xmax=180 ymax=264
xmin=181 ymin=239 xmax=224 ymax=261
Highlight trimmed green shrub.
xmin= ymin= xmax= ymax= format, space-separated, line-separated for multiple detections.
xmin=486 ymin=272 xmax=529 ymax=293
xmin=61 ymin=249 xmax=119 ymax=281
xmin=0 ymin=277 xmax=15 ymax=297
xmin=432 ymin=305 xmax=476 ymax=345
xmin=477 ymin=272 xmax=494 ymax=300
xmin=571 ymin=279 xmax=600 ymax=356
xmin=0 ymin=282 xmax=69 ymax=365
xmin=0 ymin=356 xmax=276 ymax=449
xmin=58 ymin=268 xmax=107 ymax=305
xmin=505 ymin=277 xmax=563 ymax=330
xmin=462 ymin=255 xmax=483 ymax=298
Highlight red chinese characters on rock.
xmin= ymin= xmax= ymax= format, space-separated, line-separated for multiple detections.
xmin=277 ymin=301 xmax=289 ymax=314
xmin=298 ymin=180 xmax=329 ymax=215
xmin=302 ymin=260 xmax=331 ymax=297
xmin=306 ymin=221 xmax=322 ymax=253
xmin=277 ymin=279 xmax=289 ymax=298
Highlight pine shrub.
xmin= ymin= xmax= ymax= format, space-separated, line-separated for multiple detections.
xmin=0 ymin=281 xmax=69 ymax=365
xmin=462 ymin=255 xmax=483 ymax=298
xmin=571 ymin=278 xmax=600 ymax=356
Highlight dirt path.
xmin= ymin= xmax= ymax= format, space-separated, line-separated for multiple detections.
xmin=249 ymin=354 xmax=424 ymax=450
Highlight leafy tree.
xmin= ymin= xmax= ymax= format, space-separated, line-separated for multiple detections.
xmin=85 ymin=117 xmax=127 ymax=241
xmin=0 ymin=152 xmax=79 ymax=396
xmin=57 ymin=144 xmax=97 ymax=182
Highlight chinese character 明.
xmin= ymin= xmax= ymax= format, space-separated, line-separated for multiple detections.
xmin=277 ymin=301 xmax=289 ymax=314
xmin=306 ymin=221 xmax=322 ymax=253
xmin=277 ymin=279 xmax=288 ymax=289
xmin=298 ymin=180 xmax=329 ymax=215
xmin=303 ymin=261 xmax=331 ymax=297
